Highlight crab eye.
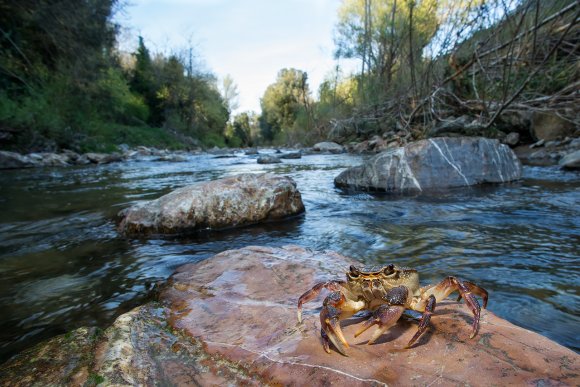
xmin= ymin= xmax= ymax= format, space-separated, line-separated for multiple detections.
xmin=383 ymin=264 xmax=394 ymax=274
xmin=349 ymin=265 xmax=360 ymax=278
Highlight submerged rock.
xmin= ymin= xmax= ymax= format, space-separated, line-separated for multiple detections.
xmin=118 ymin=173 xmax=305 ymax=236
xmin=1 ymin=245 xmax=578 ymax=386
xmin=335 ymin=137 xmax=522 ymax=193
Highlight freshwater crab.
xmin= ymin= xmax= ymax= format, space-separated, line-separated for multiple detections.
xmin=297 ymin=264 xmax=488 ymax=355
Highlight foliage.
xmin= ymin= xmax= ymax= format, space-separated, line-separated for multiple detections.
xmin=334 ymin=0 xmax=439 ymax=103
xmin=259 ymin=68 xmax=313 ymax=145
xmin=0 ymin=2 xmax=230 ymax=152
xmin=221 ymin=74 xmax=240 ymax=114
xmin=327 ymin=0 xmax=579 ymax=138
xmin=225 ymin=112 xmax=259 ymax=147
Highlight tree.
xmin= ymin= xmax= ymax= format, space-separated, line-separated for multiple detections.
xmin=129 ymin=36 xmax=159 ymax=124
xmin=221 ymin=75 xmax=240 ymax=114
xmin=259 ymin=68 xmax=312 ymax=144
xmin=334 ymin=0 xmax=439 ymax=102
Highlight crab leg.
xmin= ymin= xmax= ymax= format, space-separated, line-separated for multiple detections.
xmin=420 ymin=276 xmax=488 ymax=338
xmin=297 ymin=280 xmax=346 ymax=323
xmin=407 ymin=294 xmax=436 ymax=348
xmin=456 ymin=280 xmax=489 ymax=308
xmin=320 ymin=292 xmax=350 ymax=355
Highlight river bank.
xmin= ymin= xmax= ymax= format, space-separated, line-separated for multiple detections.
xmin=1 ymin=134 xmax=580 ymax=170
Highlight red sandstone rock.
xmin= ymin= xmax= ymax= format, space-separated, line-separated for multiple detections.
xmin=159 ymin=245 xmax=579 ymax=386
xmin=1 ymin=245 xmax=578 ymax=386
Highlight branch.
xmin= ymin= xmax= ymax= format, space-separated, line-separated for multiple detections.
xmin=484 ymin=8 xmax=580 ymax=129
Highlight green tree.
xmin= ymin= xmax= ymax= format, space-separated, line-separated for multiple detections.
xmin=221 ymin=74 xmax=240 ymax=114
xmin=259 ymin=68 xmax=312 ymax=144
xmin=334 ymin=0 xmax=438 ymax=103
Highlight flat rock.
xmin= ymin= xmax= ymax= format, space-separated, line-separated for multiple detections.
xmin=118 ymin=173 xmax=305 ymax=236
xmin=335 ymin=137 xmax=522 ymax=193
xmin=1 ymin=245 xmax=577 ymax=386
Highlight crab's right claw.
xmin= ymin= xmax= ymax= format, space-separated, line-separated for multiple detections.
xmin=354 ymin=304 xmax=405 ymax=345
xmin=320 ymin=291 xmax=349 ymax=356
xmin=297 ymin=280 xmax=345 ymax=323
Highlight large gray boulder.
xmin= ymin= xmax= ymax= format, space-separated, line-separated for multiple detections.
xmin=118 ymin=173 xmax=305 ymax=236
xmin=335 ymin=137 xmax=522 ymax=193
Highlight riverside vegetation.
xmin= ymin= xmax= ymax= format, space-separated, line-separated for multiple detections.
xmin=1 ymin=0 xmax=578 ymax=154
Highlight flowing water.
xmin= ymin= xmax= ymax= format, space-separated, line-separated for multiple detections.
xmin=0 ymin=151 xmax=578 ymax=363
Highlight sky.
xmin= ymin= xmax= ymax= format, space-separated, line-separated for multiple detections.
xmin=117 ymin=0 xmax=359 ymax=114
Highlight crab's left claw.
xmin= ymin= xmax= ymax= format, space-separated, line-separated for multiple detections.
xmin=320 ymin=291 xmax=350 ymax=356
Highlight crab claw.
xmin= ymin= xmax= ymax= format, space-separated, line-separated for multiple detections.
xmin=297 ymin=280 xmax=345 ymax=324
xmin=354 ymin=305 xmax=405 ymax=345
xmin=320 ymin=291 xmax=349 ymax=356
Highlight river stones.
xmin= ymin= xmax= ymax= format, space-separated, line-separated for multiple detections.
xmin=0 ymin=151 xmax=37 ymax=169
xmin=2 ymin=245 xmax=578 ymax=386
xmin=335 ymin=137 xmax=522 ymax=193
xmin=118 ymin=173 xmax=305 ymax=236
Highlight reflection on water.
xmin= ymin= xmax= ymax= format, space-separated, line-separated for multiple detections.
xmin=0 ymin=152 xmax=578 ymax=362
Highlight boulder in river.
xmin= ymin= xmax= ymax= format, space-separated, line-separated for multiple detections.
xmin=335 ymin=137 xmax=522 ymax=193
xmin=278 ymin=151 xmax=302 ymax=159
xmin=118 ymin=173 xmax=305 ymax=236
xmin=313 ymin=141 xmax=345 ymax=153
xmin=1 ymin=245 xmax=578 ymax=386
xmin=257 ymin=155 xmax=282 ymax=164
xmin=559 ymin=150 xmax=580 ymax=170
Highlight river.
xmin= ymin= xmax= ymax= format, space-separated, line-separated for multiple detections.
xmin=0 ymin=150 xmax=578 ymax=363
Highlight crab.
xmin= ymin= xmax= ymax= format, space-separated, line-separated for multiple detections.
xmin=297 ymin=264 xmax=488 ymax=355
